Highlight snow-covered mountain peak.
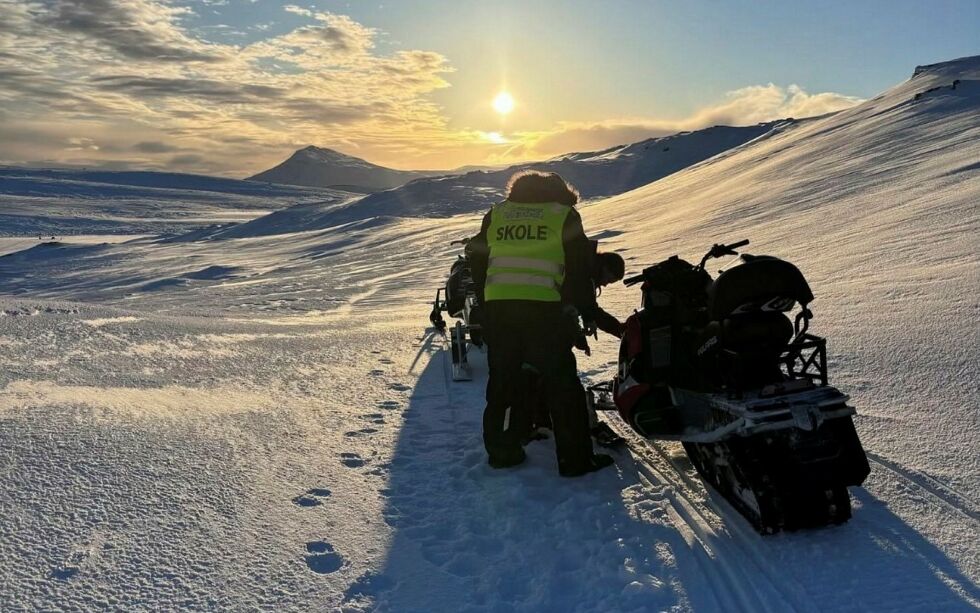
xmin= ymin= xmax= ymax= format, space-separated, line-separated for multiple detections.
xmin=290 ymin=146 xmax=376 ymax=168
xmin=247 ymin=146 xmax=444 ymax=192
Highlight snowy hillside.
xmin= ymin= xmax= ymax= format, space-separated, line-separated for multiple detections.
xmin=247 ymin=146 xmax=445 ymax=192
xmin=335 ymin=123 xmax=784 ymax=223
xmin=0 ymin=56 xmax=978 ymax=611
xmin=0 ymin=167 xmax=350 ymax=236
xmin=192 ymin=123 xmax=783 ymax=239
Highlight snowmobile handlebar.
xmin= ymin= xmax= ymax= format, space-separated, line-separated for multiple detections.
xmin=622 ymin=239 xmax=750 ymax=286
xmin=698 ymin=239 xmax=749 ymax=270
xmin=623 ymin=272 xmax=646 ymax=287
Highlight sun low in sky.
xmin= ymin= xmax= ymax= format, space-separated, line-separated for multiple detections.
xmin=493 ymin=92 xmax=515 ymax=115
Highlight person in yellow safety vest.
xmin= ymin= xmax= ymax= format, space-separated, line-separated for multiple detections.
xmin=468 ymin=170 xmax=615 ymax=477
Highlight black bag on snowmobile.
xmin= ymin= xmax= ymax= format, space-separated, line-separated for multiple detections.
xmin=614 ymin=256 xmax=711 ymax=428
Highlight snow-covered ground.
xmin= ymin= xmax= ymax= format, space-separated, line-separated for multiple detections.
xmin=0 ymin=167 xmax=351 ymax=236
xmin=1 ymin=57 xmax=978 ymax=611
xmin=0 ymin=235 xmax=148 ymax=257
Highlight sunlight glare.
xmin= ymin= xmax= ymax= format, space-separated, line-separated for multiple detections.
xmin=492 ymin=91 xmax=515 ymax=115
xmin=484 ymin=131 xmax=507 ymax=144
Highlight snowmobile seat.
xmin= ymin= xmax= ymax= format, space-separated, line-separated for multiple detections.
xmin=445 ymin=257 xmax=470 ymax=317
xmin=692 ymin=311 xmax=794 ymax=389
xmin=721 ymin=311 xmax=794 ymax=354
xmin=707 ymin=255 xmax=813 ymax=321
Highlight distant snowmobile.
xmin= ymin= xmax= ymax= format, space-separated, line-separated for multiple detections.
xmin=588 ymin=240 xmax=870 ymax=533
xmin=429 ymin=238 xmax=484 ymax=381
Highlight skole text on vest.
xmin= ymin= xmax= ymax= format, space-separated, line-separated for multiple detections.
xmin=495 ymin=224 xmax=549 ymax=241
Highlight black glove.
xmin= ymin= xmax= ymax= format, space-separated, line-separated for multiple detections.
xmin=611 ymin=319 xmax=626 ymax=339
xmin=574 ymin=334 xmax=592 ymax=356
xmin=582 ymin=320 xmax=598 ymax=338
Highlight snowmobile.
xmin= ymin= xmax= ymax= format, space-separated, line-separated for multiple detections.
xmin=588 ymin=239 xmax=870 ymax=533
xmin=429 ymin=238 xmax=484 ymax=381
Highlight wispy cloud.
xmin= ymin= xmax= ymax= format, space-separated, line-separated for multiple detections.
xmin=35 ymin=0 xmax=229 ymax=62
xmin=0 ymin=0 xmax=455 ymax=174
xmin=507 ymin=84 xmax=863 ymax=159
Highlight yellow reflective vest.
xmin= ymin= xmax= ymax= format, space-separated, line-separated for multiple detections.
xmin=484 ymin=200 xmax=571 ymax=302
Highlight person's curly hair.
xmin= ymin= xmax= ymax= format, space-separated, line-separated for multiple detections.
xmin=597 ymin=251 xmax=625 ymax=281
xmin=505 ymin=170 xmax=579 ymax=206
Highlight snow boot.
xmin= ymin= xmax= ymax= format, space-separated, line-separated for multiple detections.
xmin=559 ymin=453 xmax=614 ymax=477
xmin=488 ymin=447 xmax=526 ymax=469
xmin=591 ymin=422 xmax=625 ymax=448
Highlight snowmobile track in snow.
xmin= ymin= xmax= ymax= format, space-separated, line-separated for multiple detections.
xmin=866 ymin=451 xmax=980 ymax=523
xmin=604 ymin=416 xmax=818 ymax=613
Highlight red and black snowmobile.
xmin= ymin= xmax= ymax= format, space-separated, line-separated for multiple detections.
xmin=589 ymin=240 xmax=870 ymax=533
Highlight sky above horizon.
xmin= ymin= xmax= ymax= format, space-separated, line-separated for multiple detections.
xmin=0 ymin=0 xmax=977 ymax=176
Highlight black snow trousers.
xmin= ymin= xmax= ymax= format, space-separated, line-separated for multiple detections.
xmin=482 ymin=301 xmax=594 ymax=469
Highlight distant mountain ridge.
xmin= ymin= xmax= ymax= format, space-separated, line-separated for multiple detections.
xmin=221 ymin=121 xmax=789 ymax=237
xmin=320 ymin=122 xmax=788 ymax=223
xmin=247 ymin=146 xmax=446 ymax=192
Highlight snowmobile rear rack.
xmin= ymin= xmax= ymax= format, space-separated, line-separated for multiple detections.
xmin=783 ymin=333 xmax=828 ymax=386
xmin=587 ymin=380 xmax=855 ymax=443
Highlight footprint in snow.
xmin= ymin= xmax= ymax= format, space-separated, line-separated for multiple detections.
xmin=361 ymin=413 xmax=385 ymax=424
xmin=293 ymin=488 xmax=332 ymax=507
xmin=345 ymin=427 xmax=378 ymax=438
xmin=369 ymin=369 xmax=385 ymax=376
xmin=379 ymin=358 xmax=394 ymax=365
xmin=377 ymin=400 xmax=400 ymax=410
xmin=343 ymin=571 xmax=395 ymax=601
xmin=340 ymin=452 xmax=366 ymax=468
xmin=388 ymin=383 xmax=411 ymax=392
xmin=50 ymin=567 xmax=80 ymax=581
xmin=305 ymin=541 xmax=344 ymax=574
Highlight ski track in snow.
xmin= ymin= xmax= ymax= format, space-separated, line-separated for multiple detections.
xmin=1 ymin=57 xmax=979 ymax=611
xmin=599 ymin=411 xmax=980 ymax=612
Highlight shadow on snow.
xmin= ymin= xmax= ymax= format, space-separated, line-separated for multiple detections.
xmin=343 ymin=328 xmax=978 ymax=612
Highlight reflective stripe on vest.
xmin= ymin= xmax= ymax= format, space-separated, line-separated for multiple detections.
xmin=485 ymin=200 xmax=569 ymax=302
xmin=486 ymin=273 xmax=560 ymax=290
xmin=488 ymin=256 xmax=564 ymax=276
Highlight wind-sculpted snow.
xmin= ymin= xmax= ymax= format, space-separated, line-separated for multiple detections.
xmin=0 ymin=167 xmax=349 ymax=236
xmin=0 ymin=57 xmax=978 ymax=611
